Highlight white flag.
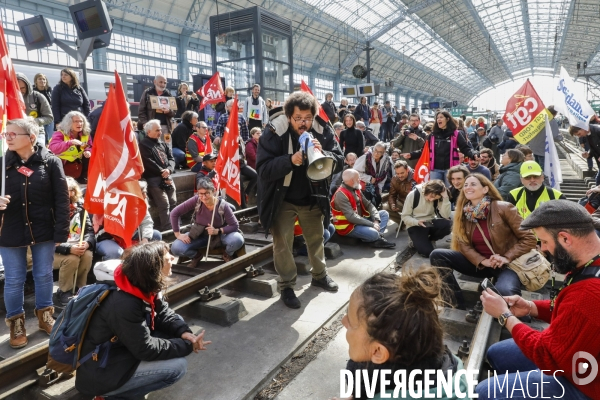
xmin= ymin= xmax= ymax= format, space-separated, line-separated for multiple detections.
xmin=544 ymin=114 xmax=562 ymax=190
xmin=554 ymin=66 xmax=595 ymax=130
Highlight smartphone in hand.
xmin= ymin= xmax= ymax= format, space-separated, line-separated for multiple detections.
xmin=481 ymin=278 xmax=510 ymax=306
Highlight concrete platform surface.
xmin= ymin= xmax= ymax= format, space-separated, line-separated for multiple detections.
xmin=275 ymin=327 xmax=349 ymax=400
xmin=150 ymin=227 xmax=407 ymax=400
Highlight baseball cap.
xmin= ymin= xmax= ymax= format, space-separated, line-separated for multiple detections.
xmin=477 ymin=126 xmax=485 ymax=131
xmin=203 ymin=153 xmax=218 ymax=161
xmin=520 ymin=161 xmax=543 ymax=177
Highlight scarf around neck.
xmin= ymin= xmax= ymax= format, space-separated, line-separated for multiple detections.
xmin=114 ymin=266 xmax=157 ymax=330
xmin=463 ymin=195 xmax=491 ymax=222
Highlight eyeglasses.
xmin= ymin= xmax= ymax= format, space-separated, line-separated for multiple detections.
xmin=373 ymin=150 xmax=385 ymax=154
xmin=197 ymin=126 xmax=207 ymax=130
xmin=197 ymin=191 xmax=212 ymax=197
xmin=292 ymin=117 xmax=312 ymax=124
xmin=2 ymin=132 xmax=30 ymax=140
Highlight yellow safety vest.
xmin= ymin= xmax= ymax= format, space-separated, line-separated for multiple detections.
xmin=510 ymin=186 xmax=562 ymax=220
xmin=58 ymin=131 xmax=89 ymax=162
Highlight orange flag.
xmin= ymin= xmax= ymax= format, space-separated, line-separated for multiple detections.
xmin=214 ymin=96 xmax=241 ymax=205
xmin=413 ymin=142 xmax=431 ymax=184
xmin=300 ymin=80 xmax=329 ymax=122
xmin=205 ymin=133 xmax=213 ymax=155
xmin=197 ymin=72 xmax=225 ymax=110
xmin=84 ymin=71 xmax=147 ymax=247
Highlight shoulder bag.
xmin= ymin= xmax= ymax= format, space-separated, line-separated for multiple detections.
xmin=475 ymin=222 xmax=550 ymax=291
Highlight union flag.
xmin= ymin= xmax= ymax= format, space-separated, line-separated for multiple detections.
xmin=413 ymin=142 xmax=430 ymax=184
xmin=84 ymin=72 xmax=147 ymax=247
xmin=214 ymin=96 xmax=241 ymax=205
xmin=197 ymin=72 xmax=225 ymax=110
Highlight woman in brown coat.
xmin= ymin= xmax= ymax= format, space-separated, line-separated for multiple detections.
xmin=430 ymin=173 xmax=536 ymax=309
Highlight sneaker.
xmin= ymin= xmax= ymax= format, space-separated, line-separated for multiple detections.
xmin=311 ymin=275 xmax=339 ymax=292
xmin=281 ymin=287 xmax=301 ymax=308
xmin=370 ymin=237 xmax=396 ymax=248
xmin=56 ymin=289 xmax=73 ymax=306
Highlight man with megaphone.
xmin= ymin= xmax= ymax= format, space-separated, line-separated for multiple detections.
xmin=256 ymin=91 xmax=344 ymax=309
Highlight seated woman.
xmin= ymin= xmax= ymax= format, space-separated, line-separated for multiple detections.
xmin=49 ymin=111 xmax=92 ymax=184
xmin=494 ymin=149 xmax=525 ymax=201
xmin=171 ymin=178 xmax=245 ymax=265
xmin=95 ymin=181 xmax=162 ymax=260
xmin=339 ymin=268 xmax=469 ymax=399
xmin=75 ymin=242 xmax=211 ymax=399
xmin=430 ymin=174 xmax=536 ymax=309
xmin=401 ymin=180 xmax=452 ymax=257
xmin=53 ymin=177 xmax=95 ymax=306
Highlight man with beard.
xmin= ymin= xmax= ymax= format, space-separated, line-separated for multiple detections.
xmin=465 ymin=152 xmax=492 ymax=180
xmin=477 ymin=200 xmax=600 ymax=400
xmin=331 ymin=169 xmax=394 ymax=248
xmin=479 ymin=148 xmax=500 ymax=180
xmin=508 ymin=161 xmax=565 ymax=219
xmin=256 ymin=92 xmax=342 ymax=309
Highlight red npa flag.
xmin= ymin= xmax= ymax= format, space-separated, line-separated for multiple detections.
xmin=214 ymin=96 xmax=241 ymax=205
xmin=0 ymin=24 xmax=26 ymax=121
xmin=205 ymin=133 xmax=213 ymax=154
xmin=197 ymin=72 xmax=225 ymax=110
xmin=85 ymin=71 xmax=147 ymax=247
xmin=300 ymin=80 xmax=329 ymax=122
xmin=413 ymin=142 xmax=431 ymax=184
xmin=502 ymin=79 xmax=552 ymax=144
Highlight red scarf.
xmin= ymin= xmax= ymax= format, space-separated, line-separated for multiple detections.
xmin=114 ymin=266 xmax=157 ymax=330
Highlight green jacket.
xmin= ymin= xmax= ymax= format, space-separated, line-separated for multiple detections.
xmin=370 ymin=355 xmax=471 ymax=400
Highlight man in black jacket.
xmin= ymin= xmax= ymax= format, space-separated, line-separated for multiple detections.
xmin=321 ymin=92 xmax=337 ymax=122
xmin=172 ymin=111 xmax=198 ymax=168
xmin=256 ymin=93 xmax=343 ymax=309
xmin=570 ymin=121 xmax=600 ymax=185
xmin=140 ymin=120 xmax=177 ymax=231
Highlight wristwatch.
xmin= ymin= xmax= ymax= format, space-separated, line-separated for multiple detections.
xmin=498 ymin=312 xmax=515 ymax=327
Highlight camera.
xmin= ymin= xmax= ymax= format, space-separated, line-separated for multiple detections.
xmin=159 ymin=179 xmax=174 ymax=192
xmin=404 ymin=129 xmax=412 ymax=136
xmin=186 ymin=91 xmax=193 ymax=95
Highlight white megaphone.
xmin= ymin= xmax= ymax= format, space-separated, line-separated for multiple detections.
xmin=300 ymin=133 xmax=335 ymax=181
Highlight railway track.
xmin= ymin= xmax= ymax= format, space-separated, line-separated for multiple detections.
xmin=0 ymin=207 xmax=268 ymax=399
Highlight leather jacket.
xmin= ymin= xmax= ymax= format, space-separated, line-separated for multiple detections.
xmin=457 ymin=201 xmax=537 ymax=267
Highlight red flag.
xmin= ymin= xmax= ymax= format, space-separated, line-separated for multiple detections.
xmin=413 ymin=142 xmax=431 ymax=184
xmin=85 ymin=71 xmax=147 ymax=247
xmin=0 ymin=24 xmax=26 ymax=120
xmin=197 ymin=72 xmax=225 ymax=110
xmin=205 ymin=133 xmax=213 ymax=155
xmin=502 ymin=79 xmax=551 ymax=144
xmin=214 ymin=96 xmax=241 ymax=205
xmin=300 ymin=80 xmax=329 ymax=122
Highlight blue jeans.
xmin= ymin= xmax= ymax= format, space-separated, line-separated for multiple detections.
xmin=430 ymin=249 xmax=521 ymax=309
xmin=103 ymin=357 xmax=187 ymax=400
xmin=429 ymin=169 xmax=449 ymax=186
xmin=172 ymin=148 xmax=186 ymax=167
xmin=345 ymin=210 xmax=389 ymax=242
xmin=96 ymin=230 xmax=163 ymax=260
xmin=1 ymin=241 xmax=55 ymax=318
xmin=476 ymin=339 xmax=591 ymax=400
xmin=171 ymin=232 xmax=245 ymax=258
xmin=534 ymin=154 xmax=545 ymax=170
xmin=44 ymin=123 xmax=54 ymax=143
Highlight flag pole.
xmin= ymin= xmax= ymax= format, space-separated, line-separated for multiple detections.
xmin=73 ymin=209 xmax=88 ymax=295
xmin=205 ymin=180 xmax=221 ymax=261
xmin=2 ymin=105 xmax=6 ymax=198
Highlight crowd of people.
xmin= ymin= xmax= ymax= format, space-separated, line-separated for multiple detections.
xmin=3 ymin=69 xmax=600 ymax=400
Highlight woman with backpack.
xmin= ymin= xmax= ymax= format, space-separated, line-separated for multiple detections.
xmin=75 ymin=242 xmax=211 ymax=399
xmin=170 ymin=178 xmax=245 ymax=266
xmin=430 ymin=174 xmax=537 ymax=310
xmin=0 ymin=118 xmax=69 ymax=349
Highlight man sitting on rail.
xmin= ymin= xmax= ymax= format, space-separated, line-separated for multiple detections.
xmin=507 ymin=161 xmax=565 ymax=220
xmin=185 ymin=120 xmax=210 ymax=173
xmin=478 ymin=200 xmax=600 ymax=400
xmin=331 ymin=169 xmax=395 ymax=248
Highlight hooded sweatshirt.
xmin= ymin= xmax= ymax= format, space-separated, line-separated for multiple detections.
xmin=16 ymin=72 xmax=53 ymax=128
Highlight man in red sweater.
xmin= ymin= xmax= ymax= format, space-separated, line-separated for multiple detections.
xmin=477 ymin=200 xmax=600 ymax=400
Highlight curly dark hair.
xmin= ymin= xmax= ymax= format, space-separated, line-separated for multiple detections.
xmin=121 ymin=241 xmax=171 ymax=294
xmin=284 ymin=91 xmax=317 ymax=118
